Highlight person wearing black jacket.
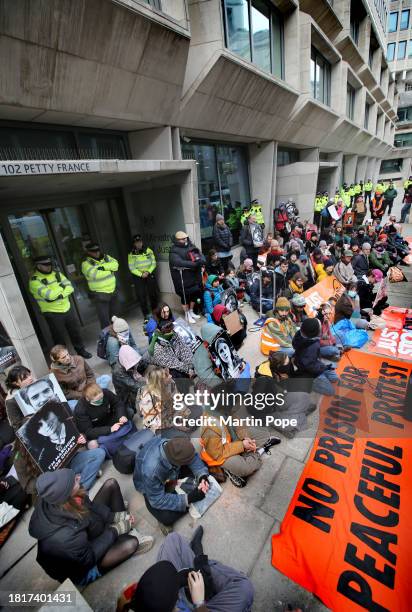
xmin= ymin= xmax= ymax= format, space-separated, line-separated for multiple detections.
xmin=213 ymin=214 xmax=233 ymax=272
xmin=239 ymin=215 xmax=263 ymax=269
xmin=169 ymin=231 xmax=205 ymax=325
xmin=75 ymin=385 xmax=129 ymax=442
xmin=357 ymin=269 xmax=388 ymax=316
xmin=29 ymin=469 xmax=153 ymax=585
xmin=205 ymin=249 xmax=225 ymax=278
xmin=352 ymin=243 xmax=371 ymax=280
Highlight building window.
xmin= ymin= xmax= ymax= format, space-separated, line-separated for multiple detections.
xmin=346 ymin=84 xmax=355 ymax=121
xmin=380 ymin=159 xmax=403 ymax=173
xmin=310 ymin=47 xmax=331 ymax=107
xmin=398 ymin=106 xmax=412 ymax=121
xmin=364 ymin=102 xmax=371 ymax=130
xmin=350 ymin=18 xmax=359 ymax=44
xmin=223 ymin=0 xmax=283 ymax=78
xmin=408 ymin=41 xmax=412 ymax=59
xmin=398 ymin=40 xmax=407 ymax=59
xmin=277 ymin=148 xmax=299 ymax=166
xmin=181 ymin=141 xmax=250 ymax=247
xmin=400 ymin=9 xmax=410 ymax=30
xmin=405 ymin=82 xmax=412 ymax=91
xmin=395 ymin=132 xmax=412 ymax=147
xmin=387 ymin=42 xmax=395 ymax=61
xmin=388 ymin=11 xmax=398 ymax=32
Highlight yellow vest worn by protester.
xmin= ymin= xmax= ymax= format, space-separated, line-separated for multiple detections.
xmin=364 ymin=181 xmax=373 ymax=192
xmin=249 ymin=204 xmax=264 ymax=225
xmin=81 ymin=254 xmax=118 ymax=294
xmin=29 ymin=270 xmax=73 ymax=314
xmin=128 ymin=248 xmax=156 ymax=277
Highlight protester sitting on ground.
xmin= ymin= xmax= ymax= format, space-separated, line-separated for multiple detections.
xmin=318 ymin=240 xmax=332 ymax=260
xmin=366 ymin=225 xmax=377 ymax=245
xmin=200 ymin=415 xmax=280 ymax=488
xmin=112 ymin=345 xmax=147 ymax=415
xmin=285 ymin=271 xmax=306 ymax=299
xmin=5 ymin=368 xmax=105 ymax=494
xmin=223 ymin=268 xmax=246 ymax=302
xmin=334 ymin=282 xmax=369 ymax=329
xmin=352 ymin=242 xmax=371 ymax=280
xmin=145 ymin=302 xmax=175 ymax=341
xmin=265 ymin=239 xmax=284 ymax=265
xmin=332 ymin=224 xmax=350 ymax=245
xmin=296 ymin=253 xmax=312 ymax=288
xmin=274 ymin=257 xmax=289 ymax=297
xmin=261 ymin=298 xmax=297 ymax=357
xmin=205 ymin=249 xmax=225 ymax=279
xmin=318 ymin=302 xmax=342 ymax=361
xmin=292 ymin=318 xmax=338 ymax=396
xmin=305 ymin=232 xmax=319 ymax=253
xmin=50 ymin=345 xmax=111 ymax=411
xmin=211 ymin=304 xmax=246 ymax=350
xmin=286 ymin=252 xmax=300 ymax=279
xmin=138 ymin=366 xmax=202 ymax=438
xmin=148 ymin=321 xmax=195 ymax=382
xmin=250 ymin=270 xmax=274 ymax=313
xmin=350 ymin=239 xmax=360 ymax=255
xmin=203 ymin=274 xmax=224 ymax=322
xmin=133 ymin=437 xmax=209 ymax=533
xmin=369 ymin=243 xmax=392 ymax=274
xmin=106 ymin=316 xmax=138 ymax=367
xmin=290 ymin=295 xmax=308 ymax=325
xmin=357 ymin=269 xmax=388 ymax=316
xmin=333 ymin=250 xmax=357 ymax=285
xmin=119 ymin=531 xmax=255 ymax=612
xmin=75 ymin=383 xmax=131 ymax=447
xmin=29 ymin=470 xmax=153 ymax=585
xmin=236 ymin=257 xmax=254 ymax=291
xmin=314 ymin=258 xmax=334 ymax=282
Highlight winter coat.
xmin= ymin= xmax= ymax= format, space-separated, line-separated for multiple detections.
xmin=205 ymin=259 xmax=224 ymax=277
xmin=203 ymin=278 xmax=224 ymax=319
xmin=333 ymin=261 xmax=357 ymax=285
xmin=369 ymin=250 xmax=392 ymax=272
xmin=274 ymin=267 xmax=288 ymax=296
xmin=192 ymin=324 xmax=224 ymax=387
xmin=213 ymin=223 xmax=233 ymax=252
xmin=239 ymin=224 xmax=259 ymax=254
xmin=292 ymin=331 xmax=327 ymax=377
xmin=106 ymin=333 xmax=138 ymax=367
xmin=133 ymin=437 xmax=207 ymax=513
xmin=314 ymin=263 xmax=327 ymax=282
xmin=74 ymin=389 xmax=127 ymax=439
xmin=200 ymin=425 xmax=245 ymax=464
xmin=334 ymin=293 xmax=354 ymax=324
xmin=383 ymin=187 xmax=397 ymax=202
xmin=320 ymin=319 xmax=336 ymax=347
xmin=352 ymin=254 xmax=370 ymax=280
xmin=150 ymin=333 xmax=193 ymax=374
xmin=169 ymin=238 xmax=205 ymax=295
xmin=50 ymin=356 xmax=95 ymax=401
xmin=266 ymin=316 xmax=297 ymax=348
xmin=112 ymin=362 xmax=146 ymax=410
xmin=286 ymin=263 xmax=300 ymax=280
xmin=5 ymin=393 xmax=25 ymax=432
xmin=29 ymin=495 xmax=116 ymax=583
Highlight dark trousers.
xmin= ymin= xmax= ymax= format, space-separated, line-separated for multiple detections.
xmin=44 ymin=310 xmax=85 ymax=351
xmin=134 ymin=275 xmax=159 ymax=318
xmin=94 ymin=293 xmax=119 ymax=329
xmin=364 ymin=191 xmax=372 ymax=206
xmin=313 ymin=211 xmax=321 ymax=228
xmin=144 ymin=495 xmax=186 ymax=526
xmin=384 ymin=199 xmax=394 ymax=215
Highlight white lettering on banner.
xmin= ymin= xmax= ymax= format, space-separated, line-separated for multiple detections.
xmin=305 ymin=292 xmax=323 ymax=312
xmin=398 ymin=330 xmax=412 ymax=356
xmin=376 ymin=328 xmax=412 ymax=357
xmin=377 ymin=328 xmax=399 ymax=354
xmin=0 ymin=161 xmax=101 ymax=176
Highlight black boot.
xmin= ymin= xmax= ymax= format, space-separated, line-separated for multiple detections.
xmin=190 ymin=525 xmax=204 ymax=556
xmin=76 ymin=348 xmax=92 ymax=359
xmin=263 ymin=436 xmax=281 ymax=454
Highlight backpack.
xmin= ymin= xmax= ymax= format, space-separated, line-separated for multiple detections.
xmin=96 ymin=326 xmax=111 ymax=360
xmin=112 ymin=428 xmax=155 ymax=474
xmin=187 ymin=248 xmax=202 ymax=264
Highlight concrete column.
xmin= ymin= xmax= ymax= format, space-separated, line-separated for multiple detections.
xmin=371 ymin=48 xmax=382 ymax=84
xmin=284 ymin=7 xmax=300 ymax=90
xmin=357 ymin=17 xmax=371 ymax=63
xmin=128 ymin=127 xmax=173 ymax=160
xmin=171 ymin=127 xmax=182 ymax=160
xmin=248 ymin=141 xmax=276 ymax=227
xmin=380 ymin=68 xmax=389 ymax=97
xmin=343 ymin=154 xmax=358 ymax=184
xmin=355 ymin=86 xmax=366 ymax=128
xmin=356 ymin=156 xmax=367 ymax=182
xmin=366 ymin=157 xmax=377 ymax=183
xmin=0 ymin=235 xmax=47 ymax=378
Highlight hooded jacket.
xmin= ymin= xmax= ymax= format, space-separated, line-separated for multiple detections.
xmin=149 ymin=331 xmax=193 ymax=374
xmin=74 ymin=389 xmax=127 ymax=439
xmin=274 ymin=267 xmax=289 ymax=295
xmin=292 ymin=330 xmax=327 ymax=377
xmin=50 ymin=356 xmax=95 ymax=400
xmin=369 ymin=249 xmax=391 ymax=272
xmin=192 ymin=323 xmax=224 ymax=387
xmin=213 ymin=223 xmax=233 ymax=252
xmin=28 ymin=495 xmax=116 ymax=583
xmin=203 ymin=275 xmax=224 ymax=319
xmin=169 ymin=237 xmax=205 ymax=295
xmin=112 ymin=360 xmax=147 ymax=410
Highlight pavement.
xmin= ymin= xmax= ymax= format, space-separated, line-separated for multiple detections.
xmin=0 ymin=210 xmax=410 ymax=612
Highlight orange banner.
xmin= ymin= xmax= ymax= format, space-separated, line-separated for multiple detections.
xmin=370 ymin=327 xmax=412 ymax=360
xmin=303 ymin=275 xmax=345 ymax=317
xmin=272 ymin=351 xmax=412 ymax=612
xmin=381 ymin=306 xmax=412 ymax=331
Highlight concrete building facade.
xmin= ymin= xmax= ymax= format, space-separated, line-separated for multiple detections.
xmin=0 ymin=0 xmax=398 ymax=371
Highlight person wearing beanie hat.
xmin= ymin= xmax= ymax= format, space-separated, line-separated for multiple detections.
xmin=314 ymin=255 xmax=334 ymax=282
xmin=105 ymin=316 xmax=139 ymax=367
xmin=133 ymin=436 xmax=209 ymax=531
xmin=75 ymin=382 xmax=131 ymax=444
xmin=262 ymin=297 xmax=296 ymax=357
xmin=128 ymin=234 xmax=159 ymax=321
xmin=169 ymin=231 xmax=205 ymax=325
xmin=357 ymin=269 xmax=388 ymax=316
xmin=333 ymin=249 xmax=357 ymax=285
xmin=30 ymin=471 xmax=153 ymax=585
xmin=213 ymin=214 xmax=233 ymax=272
xmin=121 ymin=531 xmax=254 ymax=612
xmin=112 ymin=345 xmax=148 ymax=414
xmin=291 ymin=294 xmax=308 ymax=325
xmin=292 ymin=317 xmax=338 ymax=396
xmin=369 ymin=242 xmax=392 ymax=273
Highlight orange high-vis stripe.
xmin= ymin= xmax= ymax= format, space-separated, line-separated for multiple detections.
xmin=260 ymin=317 xmax=281 ymax=355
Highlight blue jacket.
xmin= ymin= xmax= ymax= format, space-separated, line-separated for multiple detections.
xmin=203 ymin=277 xmax=224 ymax=321
xmin=133 ymin=437 xmax=207 ymax=513
xmin=106 ymin=333 xmax=137 ymax=367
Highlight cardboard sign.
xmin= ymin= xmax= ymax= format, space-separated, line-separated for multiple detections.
xmin=222 ymin=310 xmax=243 ymax=335
xmin=16 ymin=401 xmax=79 ymax=472
xmin=302 ymin=275 xmax=345 ymax=317
xmin=272 ymin=351 xmax=412 ymax=612
xmin=14 ymin=373 xmax=67 ymax=417
xmin=370 ymin=328 xmax=412 ymax=359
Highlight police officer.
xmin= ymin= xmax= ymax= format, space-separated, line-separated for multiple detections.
xmin=364 ymin=178 xmax=373 ymax=206
xmin=354 ymin=182 xmax=361 ymax=198
xmin=81 ymin=243 xmax=119 ymax=329
xmin=348 ymin=184 xmax=356 ymax=206
xmin=249 ymin=200 xmax=265 ymax=225
xmin=128 ymin=234 xmax=159 ymax=321
xmin=374 ymin=179 xmax=385 ymax=194
xmin=313 ymin=191 xmax=323 ymax=227
xmin=29 ymin=255 xmax=91 ymax=358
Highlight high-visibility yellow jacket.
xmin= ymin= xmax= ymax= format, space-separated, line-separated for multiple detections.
xmin=128 ymin=248 xmax=156 ymax=277
xmin=240 ymin=209 xmax=251 ymax=225
xmin=29 ymin=270 xmax=73 ymax=314
xmin=341 ymin=192 xmax=351 ymax=207
xmin=354 ymin=184 xmax=361 ymax=194
xmin=403 ymin=179 xmax=412 ymax=189
xmin=364 ymin=181 xmax=373 ymax=192
xmin=314 ymin=197 xmax=323 ymax=212
xmin=81 ymin=254 xmax=118 ymax=294
xmin=321 ymin=196 xmax=328 ymax=208
xmin=375 ymin=182 xmax=385 ymax=193
xmin=249 ymin=204 xmax=264 ymax=225
xmin=348 ymin=187 xmax=355 ymax=197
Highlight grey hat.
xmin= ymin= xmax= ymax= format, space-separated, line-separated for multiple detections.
xmin=111 ymin=315 xmax=129 ymax=333
xmin=215 ymin=214 xmax=224 ymax=222
xmin=36 ymin=469 xmax=76 ymax=505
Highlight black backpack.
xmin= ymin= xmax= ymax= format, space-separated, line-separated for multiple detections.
xmin=112 ymin=428 xmax=154 ymax=474
xmin=96 ymin=326 xmax=111 ymax=360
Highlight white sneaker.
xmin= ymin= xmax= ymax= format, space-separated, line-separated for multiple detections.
xmin=130 ymin=529 xmax=155 ymax=555
xmin=185 ymin=311 xmax=196 ymax=324
xmin=190 ymin=310 xmax=201 ymax=320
